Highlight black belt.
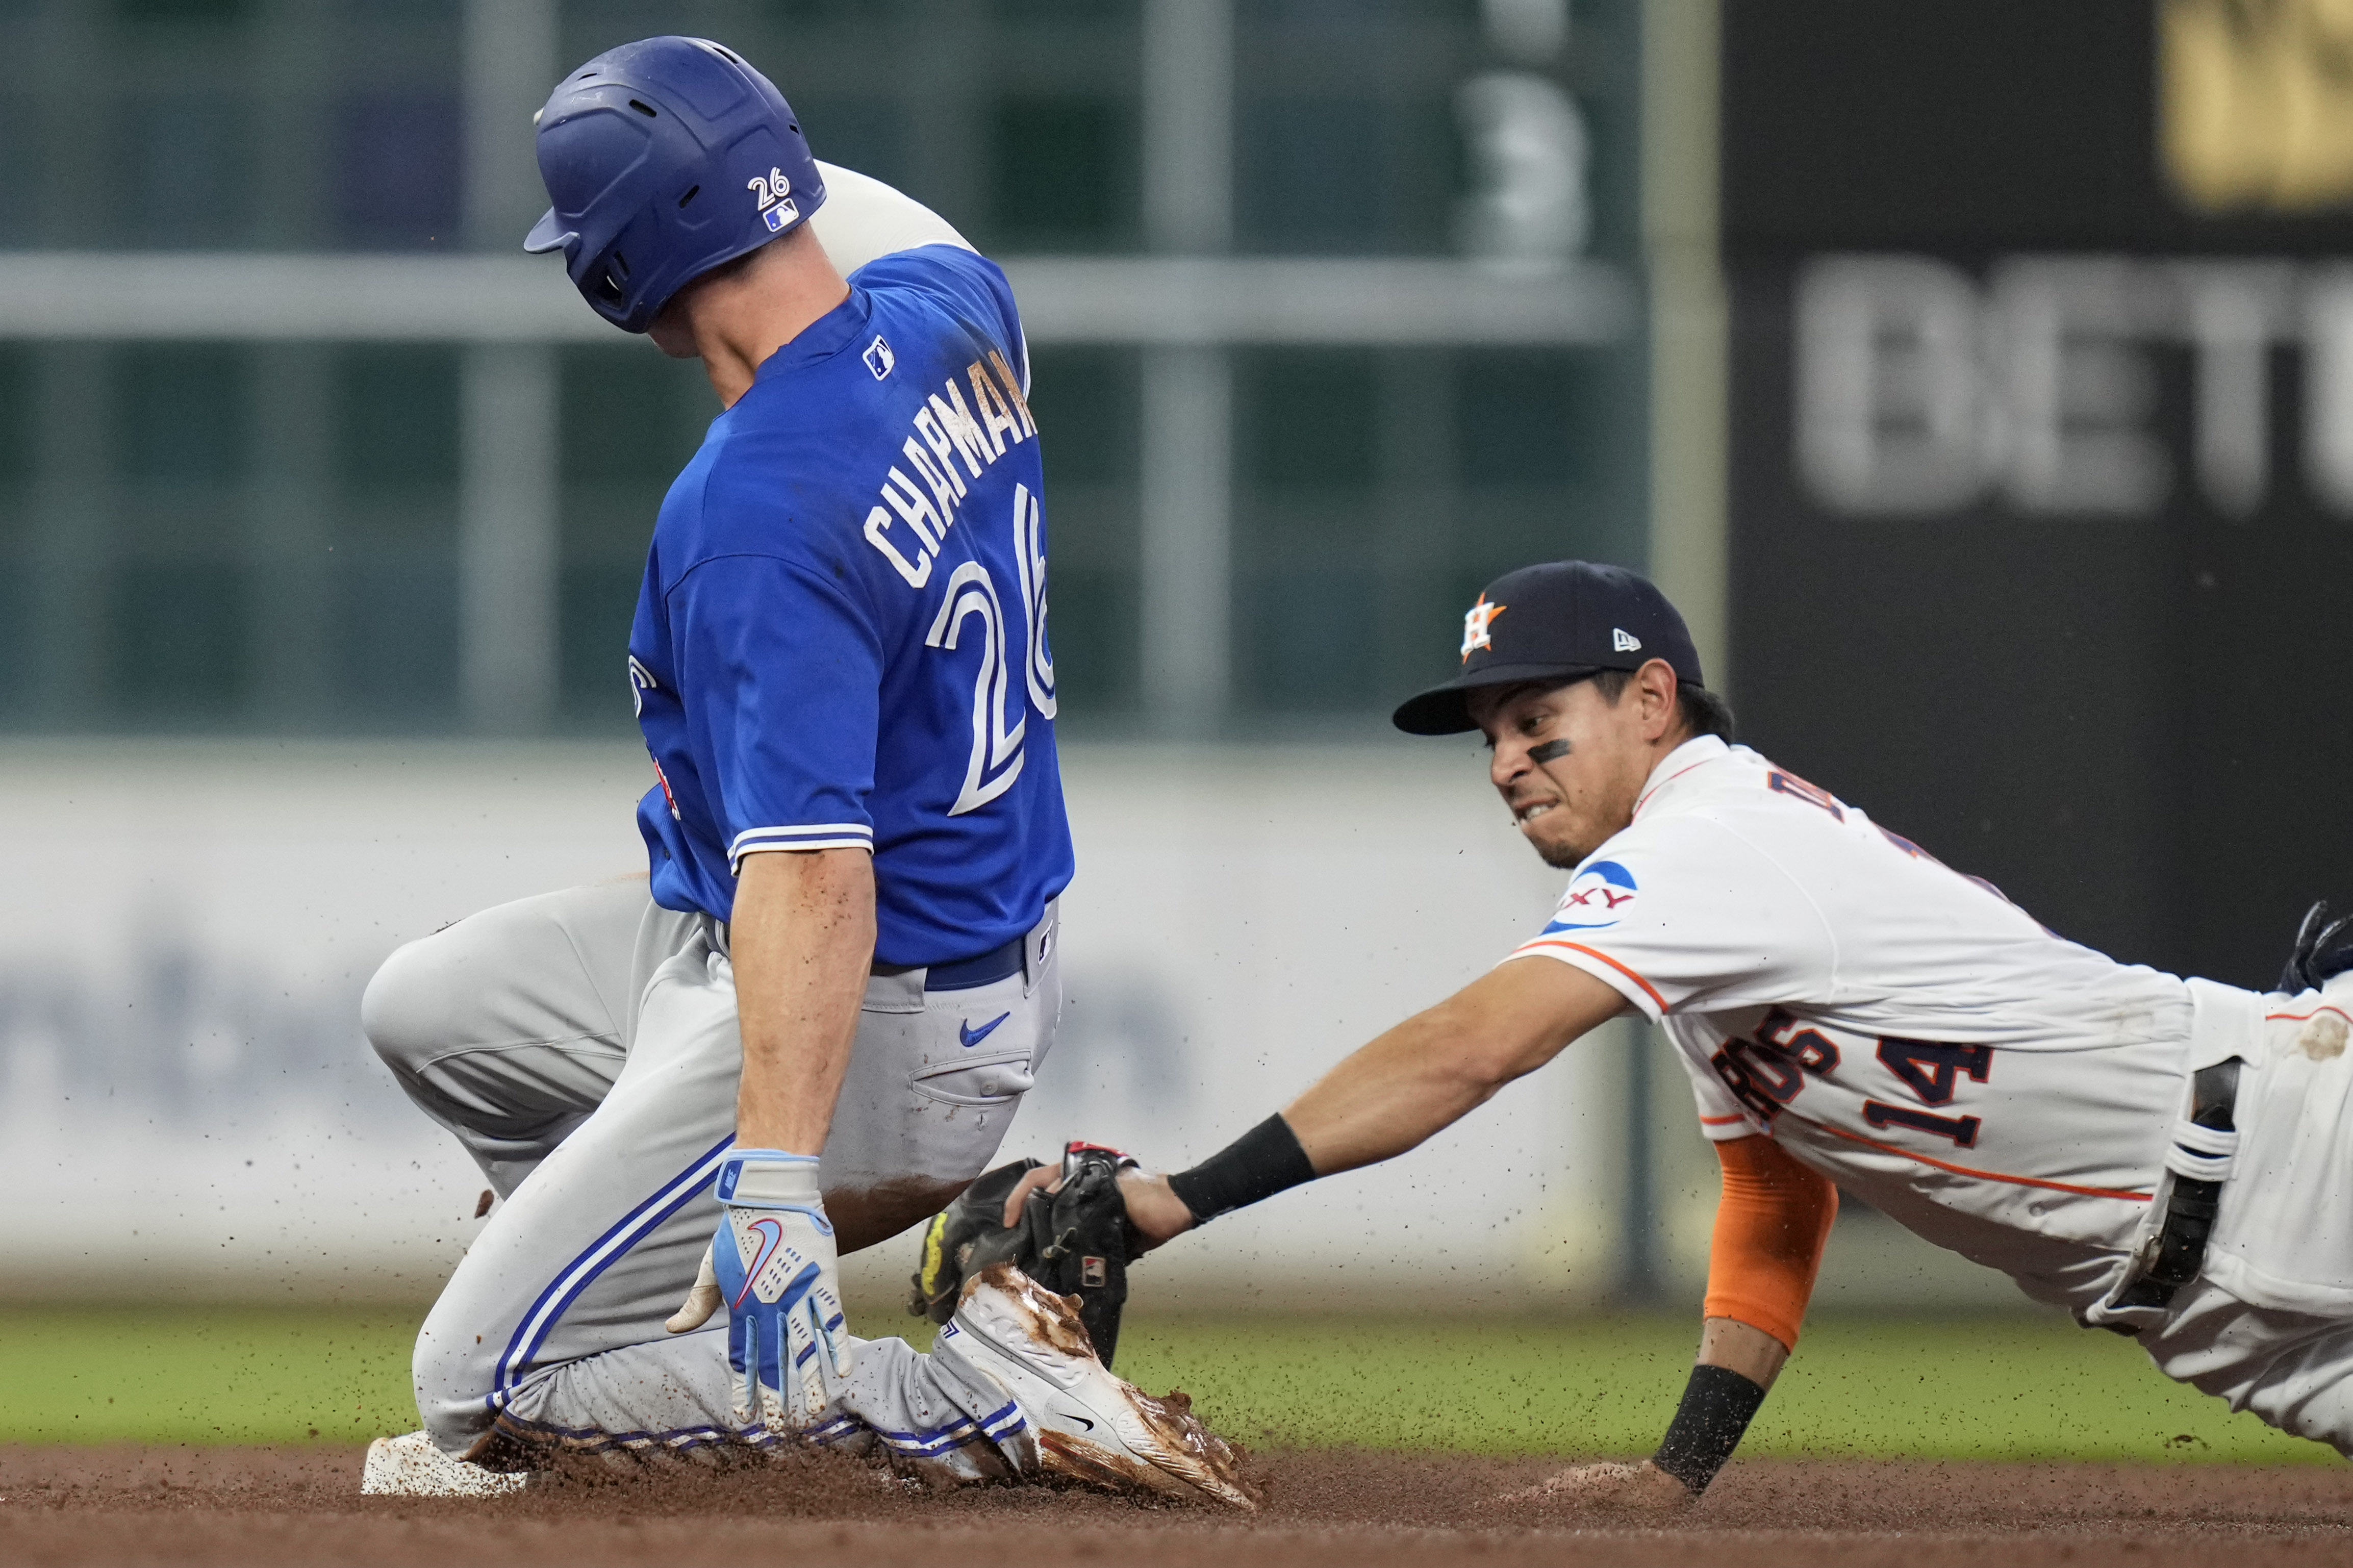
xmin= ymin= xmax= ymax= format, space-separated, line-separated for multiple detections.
xmin=2106 ymin=1058 xmax=2242 ymax=1324
xmin=876 ymin=935 xmax=1025 ymax=992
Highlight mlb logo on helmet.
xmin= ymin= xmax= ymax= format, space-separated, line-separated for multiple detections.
xmin=749 ymin=166 xmax=797 ymax=231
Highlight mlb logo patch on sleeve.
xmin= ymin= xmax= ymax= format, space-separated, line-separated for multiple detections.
xmin=864 ymin=335 xmax=895 ymax=380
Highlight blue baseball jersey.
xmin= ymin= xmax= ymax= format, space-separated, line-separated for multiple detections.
xmin=628 ymin=243 xmax=1073 ymax=967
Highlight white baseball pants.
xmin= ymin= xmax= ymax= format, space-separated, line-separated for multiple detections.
xmin=362 ymin=876 xmax=1059 ymax=1466
xmin=2139 ymin=973 xmax=2353 ymax=1454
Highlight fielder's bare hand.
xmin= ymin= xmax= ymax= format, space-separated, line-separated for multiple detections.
xmin=1495 ymin=1459 xmax=1697 ymax=1515
xmin=1000 ymin=1164 xmax=1196 ymax=1253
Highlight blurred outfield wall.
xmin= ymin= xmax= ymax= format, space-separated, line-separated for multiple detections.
xmin=0 ymin=738 xmax=2023 ymax=1314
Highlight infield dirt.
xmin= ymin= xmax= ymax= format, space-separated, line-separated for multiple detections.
xmin=6 ymin=1444 xmax=2353 ymax=1567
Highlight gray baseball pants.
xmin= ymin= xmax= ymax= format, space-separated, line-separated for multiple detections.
xmin=362 ymin=876 xmax=1059 ymax=1466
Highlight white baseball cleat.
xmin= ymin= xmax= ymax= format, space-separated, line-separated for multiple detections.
xmin=931 ymin=1262 xmax=1258 ymax=1510
xmin=360 ymin=1430 xmax=528 ymax=1497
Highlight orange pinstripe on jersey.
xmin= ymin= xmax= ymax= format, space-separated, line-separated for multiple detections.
xmin=1802 ymin=1119 xmax=2153 ymax=1201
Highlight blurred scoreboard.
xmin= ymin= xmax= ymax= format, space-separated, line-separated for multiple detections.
xmin=1720 ymin=0 xmax=2353 ymax=987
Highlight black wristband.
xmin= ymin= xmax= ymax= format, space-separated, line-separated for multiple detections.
xmin=1165 ymin=1114 xmax=1317 ymax=1224
xmin=1651 ymin=1363 xmax=1766 ymax=1495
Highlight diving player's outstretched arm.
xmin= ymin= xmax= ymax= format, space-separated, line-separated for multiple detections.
xmin=1019 ymin=954 xmax=1622 ymax=1245
xmin=1007 ymin=942 xmax=1833 ymax=1512
xmin=1278 ymin=955 xmax=1625 ymax=1174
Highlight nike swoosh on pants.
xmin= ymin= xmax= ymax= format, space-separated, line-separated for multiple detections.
xmin=959 ymin=1011 xmax=1011 ymax=1048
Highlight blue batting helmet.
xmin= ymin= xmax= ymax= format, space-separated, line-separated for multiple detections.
xmin=523 ymin=37 xmax=826 ymax=334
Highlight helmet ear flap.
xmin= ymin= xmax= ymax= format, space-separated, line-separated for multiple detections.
xmin=583 ymin=243 xmax=635 ymax=306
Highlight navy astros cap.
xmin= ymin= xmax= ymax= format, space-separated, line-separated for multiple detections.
xmin=1391 ymin=561 xmax=1706 ymax=736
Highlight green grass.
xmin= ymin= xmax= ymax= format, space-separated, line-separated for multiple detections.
xmin=1111 ymin=1314 xmax=2333 ymax=1464
xmin=0 ymin=1306 xmax=423 ymax=1445
xmin=0 ymin=1305 xmax=2329 ymax=1462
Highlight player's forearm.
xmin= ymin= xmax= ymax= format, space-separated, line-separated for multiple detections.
xmin=1646 ymin=1318 xmax=1785 ymax=1498
xmin=1280 ymin=1007 xmax=1521 ymax=1176
xmin=1283 ymin=958 xmax=1627 ymax=1176
xmin=1121 ymin=959 xmax=1628 ymax=1239
xmin=730 ymin=847 xmax=877 ymax=1156
xmin=1698 ymin=1316 xmax=1789 ymax=1389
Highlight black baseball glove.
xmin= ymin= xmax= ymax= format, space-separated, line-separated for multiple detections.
xmin=2281 ymin=900 xmax=2353 ymax=994
xmin=908 ymin=1141 xmax=1144 ymax=1366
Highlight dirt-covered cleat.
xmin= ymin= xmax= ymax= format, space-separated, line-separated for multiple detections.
xmin=360 ymin=1430 xmax=528 ymax=1497
xmin=931 ymin=1262 xmax=1258 ymax=1510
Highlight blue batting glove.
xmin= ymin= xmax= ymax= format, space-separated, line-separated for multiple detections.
xmin=697 ymin=1150 xmax=852 ymax=1433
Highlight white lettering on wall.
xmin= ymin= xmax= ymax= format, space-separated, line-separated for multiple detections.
xmin=1794 ymin=252 xmax=2353 ymax=519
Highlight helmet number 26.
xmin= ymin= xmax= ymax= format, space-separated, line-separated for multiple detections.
xmin=747 ymin=168 xmax=794 ymax=210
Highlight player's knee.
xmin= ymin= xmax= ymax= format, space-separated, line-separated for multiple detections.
xmin=362 ymin=928 xmax=469 ymax=1077
xmin=411 ymin=1298 xmax=498 ymax=1449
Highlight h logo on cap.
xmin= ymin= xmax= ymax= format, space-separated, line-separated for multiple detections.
xmin=1612 ymin=628 xmax=1642 ymax=652
xmin=1461 ymin=594 xmax=1507 ymax=661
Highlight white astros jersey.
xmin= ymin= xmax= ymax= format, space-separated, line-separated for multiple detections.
xmin=1509 ymin=734 xmax=2234 ymax=1314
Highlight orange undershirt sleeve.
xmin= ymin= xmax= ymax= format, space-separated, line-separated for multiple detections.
xmin=1701 ymin=1135 xmax=1839 ymax=1352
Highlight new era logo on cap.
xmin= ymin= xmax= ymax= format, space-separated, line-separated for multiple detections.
xmin=1613 ymin=628 xmax=1641 ymax=652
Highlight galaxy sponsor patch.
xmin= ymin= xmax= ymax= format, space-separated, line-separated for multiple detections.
xmin=1541 ymin=858 xmax=1637 ymax=932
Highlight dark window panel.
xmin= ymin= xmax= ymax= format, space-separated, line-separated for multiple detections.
xmin=559 ymin=346 xmax=710 ymax=493
xmin=995 ymin=0 xmax=1140 ymax=16
xmin=1238 ymin=349 xmax=1378 ymax=491
xmin=334 ymin=94 xmax=462 ymax=249
xmin=1232 ymin=567 xmax=1384 ymax=711
xmin=108 ymin=559 xmax=249 ymax=718
xmin=989 ymin=94 xmax=1134 ymax=248
xmin=0 ymin=555 xmax=34 ymax=720
xmin=115 ymin=346 xmax=251 ymax=483
xmin=117 ymin=94 xmax=251 ymax=246
xmin=558 ymin=348 xmax=702 ymax=727
xmin=0 ymin=98 xmax=32 ymax=245
xmin=1236 ymin=97 xmax=1388 ymax=251
xmin=0 ymin=346 xmax=28 ymax=484
xmin=1038 ymin=558 xmax=1137 ymax=716
xmin=760 ymin=0 xmax=901 ymax=18
xmin=337 ymin=346 xmax=460 ymax=493
xmin=558 ymin=559 xmax=642 ymax=728
xmin=115 ymin=0 xmax=250 ymax=20
xmin=1243 ymin=0 xmax=1464 ymax=17
xmin=1026 ymin=347 xmax=1136 ymax=485
xmin=334 ymin=548 xmax=459 ymax=723
xmin=794 ymin=96 xmax=912 ymax=192
xmin=1453 ymin=350 xmax=1577 ymax=486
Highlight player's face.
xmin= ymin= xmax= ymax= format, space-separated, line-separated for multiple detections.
xmin=1470 ymin=679 xmax=1656 ymax=869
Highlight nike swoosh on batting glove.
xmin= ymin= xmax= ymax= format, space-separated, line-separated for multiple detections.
xmin=684 ymin=1150 xmax=852 ymax=1434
